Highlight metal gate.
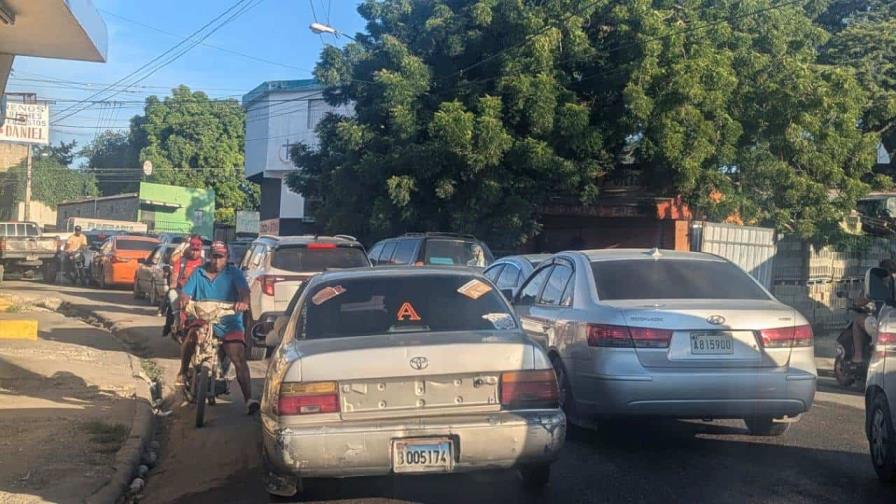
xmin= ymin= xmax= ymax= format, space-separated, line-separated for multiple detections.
xmin=691 ymin=222 xmax=776 ymax=289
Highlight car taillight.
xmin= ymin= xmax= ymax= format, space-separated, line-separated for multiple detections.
xmin=759 ymin=324 xmax=813 ymax=348
xmin=307 ymin=242 xmax=337 ymax=249
xmin=500 ymin=370 xmax=559 ymax=409
xmin=277 ymin=381 xmax=339 ymax=415
xmin=260 ymin=275 xmax=305 ymax=296
xmin=878 ymin=331 xmax=896 ymax=350
xmin=586 ymin=324 xmax=673 ymax=348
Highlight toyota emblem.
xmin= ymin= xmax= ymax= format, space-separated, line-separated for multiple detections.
xmin=706 ymin=315 xmax=726 ymax=326
xmin=409 ymin=356 xmax=429 ymax=370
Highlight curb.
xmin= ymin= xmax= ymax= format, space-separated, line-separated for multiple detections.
xmin=44 ymin=300 xmax=159 ymax=504
xmin=86 ymin=356 xmax=155 ymax=504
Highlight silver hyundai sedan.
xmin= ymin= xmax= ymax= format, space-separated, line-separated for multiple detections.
xmin=511 ymin=249 xmax=817 ymax=436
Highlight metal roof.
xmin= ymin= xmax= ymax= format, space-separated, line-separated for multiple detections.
xmin=242 ymin=79 xmax=322 ymax=107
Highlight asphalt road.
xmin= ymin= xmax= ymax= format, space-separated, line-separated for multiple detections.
xmin=4 ymin=279 xmax=895 ymax=504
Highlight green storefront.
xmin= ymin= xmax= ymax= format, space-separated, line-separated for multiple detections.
xmin=137 ymin=182 xmax=215 ymax=238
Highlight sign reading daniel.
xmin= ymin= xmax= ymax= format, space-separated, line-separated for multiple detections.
xmin=0 ymin=102 xmax=50 ymax=145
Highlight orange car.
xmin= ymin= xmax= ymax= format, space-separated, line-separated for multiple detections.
xmin=92 ymin=235 xmax=160 ymax=288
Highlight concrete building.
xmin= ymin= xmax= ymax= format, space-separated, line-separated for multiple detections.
xmin=56 ymin=182 xmax=216 ymax=237
xmin=243 ymin=79 xmax=351 ymax=236
xmin=0 ymin=0 xmax=107 ymax=98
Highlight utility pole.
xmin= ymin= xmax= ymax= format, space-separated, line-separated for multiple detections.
xmin=23 ymin=144 xmax=32 ymax=221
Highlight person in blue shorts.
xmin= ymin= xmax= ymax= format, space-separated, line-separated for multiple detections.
xmin=179 ymin=241 xmax=258 ymax=414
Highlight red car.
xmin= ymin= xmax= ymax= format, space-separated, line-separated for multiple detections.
xmin=91 ymin=235 xmax=160 ymax=288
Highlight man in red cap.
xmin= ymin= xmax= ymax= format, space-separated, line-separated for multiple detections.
xmin=179 ymin=240 xmax=256 ymax=414
xmin=162 ymin=235 xmax=206 ymax=337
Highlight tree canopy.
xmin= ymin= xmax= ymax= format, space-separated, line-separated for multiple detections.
xmin=288 ymin=0 xmax=888 ymax=247
xmin=82 ymin=85 xmax=259 ymax=223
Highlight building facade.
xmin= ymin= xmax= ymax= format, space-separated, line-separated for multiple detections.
xmin=243 ymin=79 xmax=351 ymax=236
xmin=56 ymin=182 xmax=215 ymax=237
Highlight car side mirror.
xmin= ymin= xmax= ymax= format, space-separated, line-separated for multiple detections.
xmin=500 ymin=288 xmax=514 ymax=302
xmin=865 ymin=267 xmax=894 ymax=304
xmin=266 ymin=315 xmax=289 ymax=348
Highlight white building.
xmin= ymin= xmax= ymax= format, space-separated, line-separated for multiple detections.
xmin=243 ymin=79 xmax=351 ymax=236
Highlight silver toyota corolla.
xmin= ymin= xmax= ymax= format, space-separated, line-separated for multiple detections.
xmin=511 ymin=249 xmax=817 ymax=436
xmin=260 ymin=267 xmax=565 ymax=498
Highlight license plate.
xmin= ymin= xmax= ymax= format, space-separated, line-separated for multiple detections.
xmin=690 ymin=332 xmax=734 ymax=355
xmin=25 ymin=255 xmax=38 ymax=261
xmin=392 ymin=438 xmax=453 ymax=473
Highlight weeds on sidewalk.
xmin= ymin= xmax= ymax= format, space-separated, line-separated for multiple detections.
xmin=82 ymin=421 xmax=129 ymax=454
xmin=141 ymin=358 xmax=163 ymax=384
xmin=2 ymin=304 xmax=24 ymax=313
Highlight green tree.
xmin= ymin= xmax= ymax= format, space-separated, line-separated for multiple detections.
xmin=81 ymin=130 xmax=141 ymax=195
xmin=0 ymin=150 xmax=98 ymax=219
xmin=289 ymin=0 xmax=879 ymax=247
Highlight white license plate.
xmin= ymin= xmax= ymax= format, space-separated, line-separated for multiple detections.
xmin=690 ymin=332 xmax=734 ymax=355
xmin=392 ymin=438 xmax=453 ymax=473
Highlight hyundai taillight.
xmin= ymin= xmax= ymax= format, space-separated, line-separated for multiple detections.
xmin=500 ymin=370 xmax=559 ymax=409
xmin=878 ymin=331 xmax=896 ymax=350
xmin=587 ymin=324 xmax=673 ymax=348
xmin=758 ymin=325 xmax=813 ymax=348
xmin=277 ymin=381 xmax=340 ymax=416
xmin=260 ymin=275 xmax=303 ymax=296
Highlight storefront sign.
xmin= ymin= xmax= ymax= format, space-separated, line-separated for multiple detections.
xmin=0 ymin=101 xmax=49 ymax=145
xmin=259 ymin=218 xmax=279 ymax=236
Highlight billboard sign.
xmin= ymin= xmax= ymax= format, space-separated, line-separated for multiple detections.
xmin=235 ymin=210 xmax=260 ymax=235
xmin=0 ymin=101 xmax=49 ymax=145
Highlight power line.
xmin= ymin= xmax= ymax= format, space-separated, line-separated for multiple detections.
xmin=99 ymin=9 xmax=314 ymax=73
xmin=52 ymin=0 xmax=258 ymax=125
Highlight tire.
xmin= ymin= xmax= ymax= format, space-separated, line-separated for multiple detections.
xmin=519 ymin=464 xmax=551 ymax=489
xmin=834 ymin=354 xmax=856 ymax=387
xmin=133 ymin=279 xmax=143 ymax=299
xmin=869 ymin=392 xmax=896 ymax=483
xmin=744 ymin=416 xmax=790 ymax=436
xmin=98 ymin=267 xmax=107 ymax=289
xmin=195 ymin=366 xmax=209 ymax=428
xmin=149 ymin=283 xmax=157 ymax=306
xmin=551 ymin=355 xmax=576 ymax=422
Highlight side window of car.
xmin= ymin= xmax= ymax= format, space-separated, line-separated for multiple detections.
xmin=368 ymin=242 xmax=384 ymax=264
xmin=101 ymin=240 xmax=113 ymax=254
xmin=249 ymin=244 xmax=265 ymax=268
xmin=517 ymin=266 xmax=554 ymax=306
xmin=496 ymin=264 xmax=521 ymax=289
xmin=484 ymin=264 xmax=505 ymax=282
xmin=391 ymin=239 xmax=418 ymax=265
xmin=538 ymin=263 xmax=573 ymax=306
xmin=379 ymin=241 xmax=398 ymax=264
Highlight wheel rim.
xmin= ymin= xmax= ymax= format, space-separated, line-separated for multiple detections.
xmin=872 ymin=407 xmax=889 ymax=467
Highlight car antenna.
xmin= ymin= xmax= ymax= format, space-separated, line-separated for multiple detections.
xmin=648 ymin=248 xmax=662 ymax=260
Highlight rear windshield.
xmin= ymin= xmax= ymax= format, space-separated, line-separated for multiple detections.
xmin=299 ymin=275 xmax=516 ymax=339
xmin=116 ymin=239 xmax=158 ymax=251
xmin=271 ymin=245 xmax=370 ymax=272
xmin=591 ymin=259 xmax=769 ymax=301
xmin=423 ymin=239 xmax=494 ymax=267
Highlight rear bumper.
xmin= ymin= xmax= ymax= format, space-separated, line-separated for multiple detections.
xmin=263 ymin=410 xmax=565 ymax=478
xmin=108 ymin=263 xmax=138 ymax=285
xmin=572 ymin=368 xmax=816 ymax=419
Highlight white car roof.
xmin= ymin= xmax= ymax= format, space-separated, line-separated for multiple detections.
xmin=576 ymin=248 xmax=728 ymax=263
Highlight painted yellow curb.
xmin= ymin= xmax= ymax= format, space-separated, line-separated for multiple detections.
xmin=0 ymin=320 xmax=38 ymax=341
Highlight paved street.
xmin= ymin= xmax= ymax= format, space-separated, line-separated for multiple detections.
xmin=3 ymin=279 xmax=895 ymax=504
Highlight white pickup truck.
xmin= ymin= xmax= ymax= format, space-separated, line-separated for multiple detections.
xmin=0 ymin=222 xmax=59 ymax=284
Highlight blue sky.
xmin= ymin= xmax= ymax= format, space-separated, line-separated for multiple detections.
xmin=6 ymin=0 xmax=366 ymax=150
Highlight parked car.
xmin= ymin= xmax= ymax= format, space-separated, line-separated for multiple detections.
xmin=0 ymin=221 xmax=58 ymax=284
xmin=240 ymin=234 xmax=371 ymax=360
xmin=863 ymin=267 xmax=896 ymax=482
xmin=133 ymin=244 xmax=177 ymax=305
xmin=84 ymin=230 xmax=125 ymax=279
xmin=483 ymin=254 xmax=552 ymax=299
xmin=368 ymin=232 xmax=494 ymax=268
xmin=91 ymin=235 xmax=160 ymax=289
xmin=260 ymin=267 xmax=565 ymax=499
xmin=510 ymin=248 xmax=817 ymax=436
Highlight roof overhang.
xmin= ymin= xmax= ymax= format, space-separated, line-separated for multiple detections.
xmin=140 ymin=199 xmax=182 ymax=210
xmin=0 ymin=0 xmax=108 ymax=62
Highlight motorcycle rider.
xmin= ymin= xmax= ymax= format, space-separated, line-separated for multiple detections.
xmin=851 ymin=259 xmax=896 ymax=363
xmin=178 ymin=241 xmax=258 ymax=414
xmin=161 ymin=235 xmax=205 ymax=337
xmin=62 ymin=225 xmax=88 ymax=280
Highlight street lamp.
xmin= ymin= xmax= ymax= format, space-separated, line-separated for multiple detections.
xmin=309 ymin=22 xmax=355 ymax=41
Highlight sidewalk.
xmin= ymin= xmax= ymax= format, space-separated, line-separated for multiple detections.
xmin=0 ymin=305 xmax=139 ymax=504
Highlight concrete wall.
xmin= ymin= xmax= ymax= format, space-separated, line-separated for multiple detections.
xmin=137 ymin=182 xmax=215 ymax=238
xmin=0 ymin=143 xmax=27 ymax=171
xmin=56 ymin=196 xmax=139 ymax=228
xmin=14 ymin=200 xmax=56 ymax=228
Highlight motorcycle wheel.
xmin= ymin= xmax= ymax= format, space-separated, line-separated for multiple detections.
xmin=195 ymin=366 xmax=209 ymax=428
xmin=834 ymin=354 xmax=855 ymax=387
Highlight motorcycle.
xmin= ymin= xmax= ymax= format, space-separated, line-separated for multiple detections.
xmin=834 ymin=304 xmax=875 ymax=388
xmin=64 ymin=250 xmax=88 ymax=286
xmin=180 ymin=300 xmax=237 ymax=428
